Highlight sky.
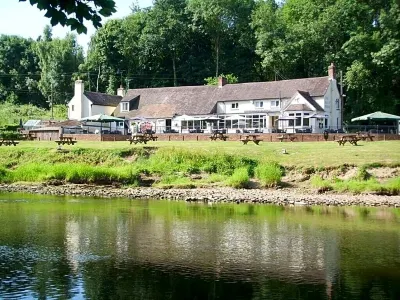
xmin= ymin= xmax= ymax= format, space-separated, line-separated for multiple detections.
xmin=0 ymin=0 xmax=153 ymax=51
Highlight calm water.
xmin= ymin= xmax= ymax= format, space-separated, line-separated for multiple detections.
xmin=1 ymin=193 xmax=400 ymax=299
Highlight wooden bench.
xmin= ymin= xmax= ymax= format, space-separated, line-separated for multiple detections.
xmin=336 ymin=136 xmax=359 ymax=146
xmin=55 ymin=140 xmax=77 ymax=146
xmin=277 ymin=134 xmax=296 ymax=142
xmin=240 ymin=138 xmax=262 ymax=145
xmin=0 ymin=140 xmax=19 ymax=146
xmin=127 ymin=136 xmax=148 ymax=144
xmin=241 ymin=135 xmax=262 ymax=145
xmin=209 ymin=134 xmax=228 ymax=141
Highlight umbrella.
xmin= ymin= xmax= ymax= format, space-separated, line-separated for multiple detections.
xmin=174 ymin=114 xmax=195 ymax=121
xmin=351 ymin=111 xmax=400 ymax=122
xmin=310 ymin=113 xmax=328 ymax=119
xmin=80 ymin=114 xmax=125 ymax=134
xmin=225 ymin=115 xmax=246 ymax=120
xmin=204 ymin=116 xmax=221 ymax=121
xmin=80 ymin=114 xmax=124 ymax=122
xmin=276 ymin=115 xmax=297 ymax=133
xmin=130 ymin=116 xmax=148 ymax=122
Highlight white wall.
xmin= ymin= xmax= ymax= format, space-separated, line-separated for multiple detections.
xmin=91 ymin=105 xmax=115 ymax=116
xmin=323 ymin=79 xmax=342 ymax=129
xmin=217 ymin=99 xmax=282 ymax=114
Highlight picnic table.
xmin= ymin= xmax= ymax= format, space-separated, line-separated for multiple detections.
xmin=21 ymin=133 xmax=37 ymax=141
xmin=55 ymin=136 xmax=77 ymax=146
xmin=209 ymin=130 xmax=228 ymax=141
xmin=240 ymin=135 xmax=263 ymax=145
xmin=127 ymin=132 xmax=158 ymax=144
xmin=336 ymin=135 xmax=359 ymax=146
xmin=357 ymin=132 xmax=375 ymax=141
xmin=0 ymin=139 xmax=19 ymax=146
xmin=277 ymin=134 xmax=297 ymax=142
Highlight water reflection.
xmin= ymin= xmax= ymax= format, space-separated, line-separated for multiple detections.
xmin=0 ymin=193 xmax=400 ymax=299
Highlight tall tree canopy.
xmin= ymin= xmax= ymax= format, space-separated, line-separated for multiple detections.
xmin=2 ymin=0 xmax=399 ymax=120
xmin=19 ymin=0 xmax=116 ymax=33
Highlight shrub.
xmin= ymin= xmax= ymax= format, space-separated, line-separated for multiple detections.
xmin=226 ymin=167 xmax=250 ymax=189
xmin=255 ymin=162 xmax=282 ymax=187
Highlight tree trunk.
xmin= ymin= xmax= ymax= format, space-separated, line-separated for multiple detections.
xmin=96 ymin=65 xmax=101 ymax=92
xmin=215 ymin=34 xmax=220 ymax=77
xmin=172 ymin=50 xmax=177 ymax=87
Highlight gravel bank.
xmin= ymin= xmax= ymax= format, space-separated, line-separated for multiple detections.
xmin=0 ymin=183 xmax=400 ymax=207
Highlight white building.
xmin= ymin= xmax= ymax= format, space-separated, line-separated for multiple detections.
xmin=68 ymin=63 xmax=343 ymax=134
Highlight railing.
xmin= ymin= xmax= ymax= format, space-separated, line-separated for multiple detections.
xmin=60 ymin=125 xmax=399 ymax=135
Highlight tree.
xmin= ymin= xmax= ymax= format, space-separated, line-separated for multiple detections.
xmin=0 ymin=35 xmax=44 ymax=105
xmin=19 ymin=0 xmax=117 ymax=33
xmin=34 ymin=27 xmax=84 ymax=106
xmin=204 ymin=74 xmax=238 ymax=85
xmin=187 ymin=0 xmax=256 ymax=77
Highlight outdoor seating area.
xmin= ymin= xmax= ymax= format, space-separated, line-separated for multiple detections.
xmin=240 ymin=135 xmax=263 ymax=145
xmin=0 ymin=139 xmax=19 ymax=146
xmin=55 ymin=136 xmax=77 ymax=146
xmin=277 ymin=134 xmax=297 ymax=142
xmin=127 ymin=131 xmax=158 ymax=144
xmin=336 ymin=135 xmax=359 ymax=146
xmin=209 ymin=130 xmax=228 ymax=141
xmin=21 ymin=132 xmax=37 ymax=140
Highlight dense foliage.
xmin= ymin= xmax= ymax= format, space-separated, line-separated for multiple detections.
xmin=2 ymin=0 xmax=400 ymax=122
xmin=20 ymin=0 xmax=116 ymax=34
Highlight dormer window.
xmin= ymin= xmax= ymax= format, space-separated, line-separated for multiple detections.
xmin=255 ymin=101 xmax=264 ymax=108
xmin=121 ymin=102 xmax=129 ymax=112
xmin=231 ymin=103 xmax=239 ymax=109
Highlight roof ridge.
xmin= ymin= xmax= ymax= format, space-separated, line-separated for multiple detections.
xmin=126 ymin=76 xmax=329 ymax=92
xmin=84 ymin=91 xmax=121 ymax=97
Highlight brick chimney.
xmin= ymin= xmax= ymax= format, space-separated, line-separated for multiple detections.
xmin=328 ymin=62 xmax=336 ymax=79
xmin=218 ymin=76 xmax=227 ymax=88
xmin=117 ymin=85 xmax=125 ymax=97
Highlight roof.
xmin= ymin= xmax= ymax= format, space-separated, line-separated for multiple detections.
xmin=351 ymin=111 xmax=400 ymax=122
xmin=297 ymin=91 xmax=324 ymax=111
xmin=116 ymin=76 xmax=330 ymax=119
xmin=84 ymin=91 xmax=122 ymax=107
xmin=23 ymin=120 xmax=41 ymax=127
xmin=285 ymin=104 xmax=313 ymax=111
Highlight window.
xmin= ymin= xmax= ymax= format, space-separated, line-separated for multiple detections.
xmin=121 ymin=102 xmax=129 ymax=112
xmin=303 ymin=113 xmax=310 ymax=126
xmin=271 ymin=100 xmax=280 ymax=108
xmin=295 ymin=113 xmax=301 ymax=126
xmin=255 ymin=101 xmax=264 ymax=108
xmin=325 ymin=118 xmax=328 ymax=128
xmin=231 ymin=103 xmax=239 ymax=109
xmin=71 ymin=105 xmax=74 ymax=112
xmin=288 ymin=113 xmax=294 ymax=127
xmin=335 ymin=99 xmax=340 ymax=110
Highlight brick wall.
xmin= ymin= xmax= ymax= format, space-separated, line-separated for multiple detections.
xmin=30 ymin=131 xmax=400 ymax=142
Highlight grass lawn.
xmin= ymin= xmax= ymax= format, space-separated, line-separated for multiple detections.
xmin=11 ymin=140 xmax=400 ymax=167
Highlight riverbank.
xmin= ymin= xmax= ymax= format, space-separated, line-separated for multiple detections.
xmin=1 ymin=183 xmax=400 ymax=207
xmin=0 ymin=142 xmax=399 ymax=200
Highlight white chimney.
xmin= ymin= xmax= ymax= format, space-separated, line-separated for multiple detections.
xmin=117 ymin=85 xmax=126 ymax=97
xmin=73 ymin=79 xmax=85 ymax=119
xmin=75 ymin=79 xmax=84 ymax=96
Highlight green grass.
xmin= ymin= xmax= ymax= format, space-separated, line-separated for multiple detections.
xmin=225 ymin=167 xmax=250 ymax=188
xmin=11 ymin=140 xmax=400 ymax=167
xmin=255 ymin=162 xmax=283 ymax=187
xmin=310 ymin=175 xmax=400 ymax=195
xmin=0 ymin=140 xmax=399 ymax=190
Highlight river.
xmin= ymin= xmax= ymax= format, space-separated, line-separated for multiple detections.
xmin=0 ymin=192 xmax=400 ymax=299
